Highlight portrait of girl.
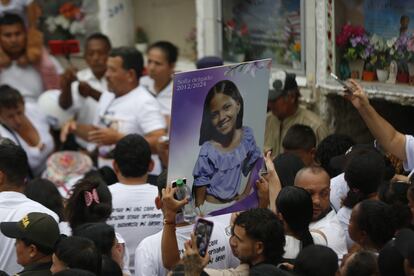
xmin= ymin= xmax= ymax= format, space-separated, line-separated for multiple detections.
xmin=193 ymin=80 xmax=261 ymax=214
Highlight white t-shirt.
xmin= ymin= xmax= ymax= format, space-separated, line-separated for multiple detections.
xmin=0 ymin=191 xmax=59 ymax=275
xmin=140 ymin=75 xmax=173 ymax=116
xmin=95 ymin=86 xmax=165 ymax=173
xmin=66 ymin=68 xmax=107 ymax=148
xmin=330 ymin=173 xmax=349 ymax=212
xmin=309 ymin=210 xmax=348 ymax=260
xmin=71 ymin=68 xmax=107 ymax=125
xmin=107 ymin=183 xmax=163 ymax=273
xmin=0 ymin=58 xmax=63 ymax=103
xmin=336 ymin=206 xmax=353 ymax=249
xmin=404 ymin=135 xmax=414 ymax=171
xmin=283 ymin=231 xmax=327 ymax=260
xmin=0 ymin=102 xmax=54 ymax=176
xmin=135 ymin=221 xmax=240 ymax=276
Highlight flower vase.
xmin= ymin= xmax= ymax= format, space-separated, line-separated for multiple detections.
xmin=348 ymin=59 xmax=364 ymax=79
xmin=376 ymin=69 xmax=388 ymax=82
xmin=362 ymin=71 xmax=375 ymax=81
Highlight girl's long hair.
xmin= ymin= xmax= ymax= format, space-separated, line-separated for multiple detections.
xmin=276 ymin=186 xmax=314 ymax=249
xmin=198 ymin=80 xmax=244 ymax=145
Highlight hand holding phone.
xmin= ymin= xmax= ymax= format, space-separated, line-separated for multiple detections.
xmin=259 ymin=162 xmax=268 ymax=176
xmin=194 ymin=218 xmax=214 ymax=257
xmin=330 ymin=73 xmax=354 ymax=94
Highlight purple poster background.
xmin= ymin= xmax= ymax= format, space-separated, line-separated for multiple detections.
xmin=168 ymin=59 xmax=271 ymax=216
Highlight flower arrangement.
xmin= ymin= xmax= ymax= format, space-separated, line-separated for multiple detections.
xmin=45 ymin=3 xmax=85 ymax=39
xmin=389 ymin=35 xmax=408 ymax=61
xmin=368 ymin=34 xmax=389 ymax=70
xmin=336 ymin=23 xmax=371 ymax=61
xmin=223 ymin=19 xmax=250 ymax=56
xmin=288 ymin=42 xmax=301 ymax=61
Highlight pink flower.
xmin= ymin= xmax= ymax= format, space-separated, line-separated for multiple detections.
xmin=226 ymin=19 xmax=236 ymax=30
xmin=240 ymin=24 xmax=248 ymax=36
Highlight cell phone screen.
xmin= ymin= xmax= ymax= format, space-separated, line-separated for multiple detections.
xmin=194 ymin=218 xmax=214 ymax=257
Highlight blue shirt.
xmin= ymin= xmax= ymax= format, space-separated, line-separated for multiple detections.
xmin=193 ymin=126 xmax=261 ymax=200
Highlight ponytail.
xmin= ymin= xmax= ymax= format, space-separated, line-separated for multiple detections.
xmin=298 ymin=229 xmax=314 ymax=249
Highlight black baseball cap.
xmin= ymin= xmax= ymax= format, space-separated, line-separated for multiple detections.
xmin=0 ymin=212 xmax=60 ymax=250
xmin=268 ymin=70 xmax=299 ymax=101
xmin=196 ymin=56 xmax=224 ymax=69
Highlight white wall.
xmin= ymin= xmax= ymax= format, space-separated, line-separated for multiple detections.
xmin=133 ymin=0 xmax=197 ymax=59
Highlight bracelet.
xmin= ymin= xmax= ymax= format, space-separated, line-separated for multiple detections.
xmin=163 ymin=219 xmax=176 ymax=226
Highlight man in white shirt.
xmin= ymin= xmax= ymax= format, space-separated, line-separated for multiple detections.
xmin=62 ymin=46 xmax=166 ymax=166
xmin=106 ymin=134 xmax=164 ymax=273
xmin=294 ymin=166 xmax=348 ymax=260
xmin=0 ymin=139 xmax=58 ymax=274
xmin=0 ymin=13 xmax=62 ymax=103
xmin=57 ymin=33 xmax=111 ymax=148
xmin=135 ymin=171 xmax=240 ymax=276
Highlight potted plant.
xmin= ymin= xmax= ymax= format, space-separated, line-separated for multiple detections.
xmin=370 ymin=35 xmax=389 ymax=82
xmin=223 ymin=19 xmax=250 ymax=62
xmin=135 ymin=26 xmax=148 ymax=53
xmin=389 ymin=35 xmax=411 ymax=83
xmin=363 ymin=58 xmax=376 ymax=81
xmin=336 ymin=23 xmax=371 ymax=79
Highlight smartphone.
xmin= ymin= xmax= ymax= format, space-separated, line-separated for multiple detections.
xmin=259 ymin=162 xmax=268 ymax=176
xmin=330 ymin=73 xmax=353 ymax=94
xmin=194 ymin=218 xmax=214 ymax=257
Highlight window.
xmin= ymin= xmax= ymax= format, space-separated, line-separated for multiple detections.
xmin=334 ymin=0 xmax=414 ymax=84
xmin=221 ymin=0 xmax=305 ymax=72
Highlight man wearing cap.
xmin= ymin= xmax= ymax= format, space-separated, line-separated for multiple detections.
xmin=265 ymin=70 xmax=329 ymax=157
xmin=196 ymin=56 xmax=224 ymax=69
xmin=0 ymin=212 xmax=60 ymax=275
xmin=0 ymin=141 xmax=59 ymax=274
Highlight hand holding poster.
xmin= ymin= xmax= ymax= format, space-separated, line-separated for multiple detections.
xmin=168 ymin=59 xmax=271 ymax=216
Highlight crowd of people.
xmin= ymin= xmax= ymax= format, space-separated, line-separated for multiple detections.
xmin=0 ymin=9 xmax=414 ymax=276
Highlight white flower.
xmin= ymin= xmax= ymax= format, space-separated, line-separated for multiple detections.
xmin=69 ymin=20 xmax=85 ymax=35
xmin=386 ymin=37 xmax=397 ymax=48
xmin=55 ymin=15 xmax=70 ymax=30
xmin=45 ymin=17 xmax=57 ymax=33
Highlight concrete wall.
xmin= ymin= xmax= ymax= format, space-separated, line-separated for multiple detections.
xmin=133 ymin=0 xmax=197 ymax=59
